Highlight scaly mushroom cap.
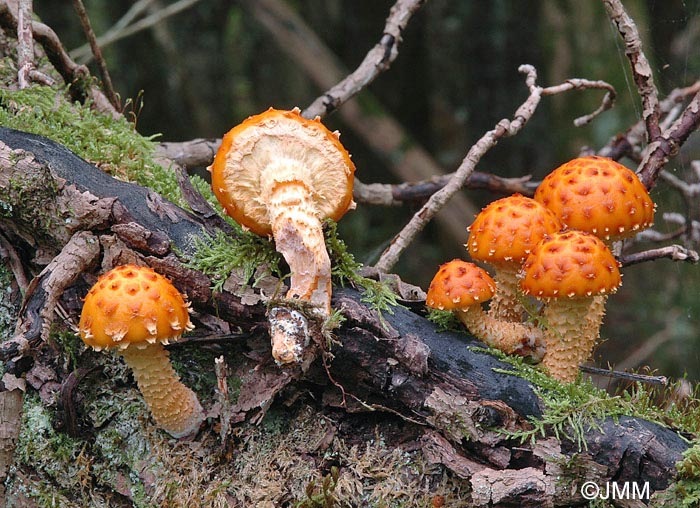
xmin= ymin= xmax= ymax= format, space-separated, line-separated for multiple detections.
xmin=209 ymin=107 xmax=356 ymax=236
xmin=79 ymin=265 xmax=193 ymax=350
xmin=520 ymin=230 xmax=621 ymax=299
xmin=467 ymin=194 xmax=563 ymax=263
xmin=534 ymin=156 xmax=654 ymax=241
xmin=426 ymin=259 xmax=495 ymax=310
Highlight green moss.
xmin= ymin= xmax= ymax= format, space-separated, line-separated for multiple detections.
xmin=425 ymin=308 xmax=463 ymax=333
xmin=0 ymin=78 xmax=184 ymax=207
xmin=653 ymin=441 xmax=700 ymax=507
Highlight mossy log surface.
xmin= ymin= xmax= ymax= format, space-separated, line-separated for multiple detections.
xmin=0 ymin=127 xmax=691 ymax=507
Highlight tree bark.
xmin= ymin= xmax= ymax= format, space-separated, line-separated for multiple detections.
xmin=0 ymin=127 xmax=689 ymax=506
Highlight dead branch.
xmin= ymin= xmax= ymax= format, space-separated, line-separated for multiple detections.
xmin=302 ymin=0 xmax=426 ymax=119
xmin=619 ymin=244 xmax=700 ymax=267
xmin=0 ymin=1 xmax=118 ymax=116
xmin=603 ymin=0 xmax=661 ymax=144
xmin=71 ymin=0 xmax=120 ymax=110
xmin=373 ymin=65 xmax=616 ymax=273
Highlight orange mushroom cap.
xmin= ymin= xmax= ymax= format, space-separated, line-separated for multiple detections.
xmin=210 ymin=107 xmax=356 ymax=236
xmin=467 ymin=194 xmax=563 ymax=263
xmin=520 ymin=230 xmax=621 ymax=299
xmin=534 ymin=156 xmax=654 ymax=240
xmin=426 ymin=259 xmax=496 ymax=310
xmin=79 ymin=265 xmax=193 ymax=350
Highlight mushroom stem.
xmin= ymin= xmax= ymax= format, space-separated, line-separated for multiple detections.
xmin=268 ymin=181 xmax=332 ymax=315
xmin=540 ymin=296 xmax=607 ymax=382
xmin=488 ymin=263 xmax=527 ymax=322
xmin=456 ymin=306 xmax=544 ymax=360
xmin=120 ymin=343 xmax=204 ymax=438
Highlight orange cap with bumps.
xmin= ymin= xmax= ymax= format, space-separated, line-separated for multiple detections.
xmin=534 ymin=156 xmax=654 ymax=241
xmin=467 ymin=194 xmax=563 ymax=263
xmin=520 ymin=230 xmax=621 ymax=299
xmin=79 ymin=265 xmax=193 ymax=350
xmin=426 ymin=259 xmax=496 ymax=310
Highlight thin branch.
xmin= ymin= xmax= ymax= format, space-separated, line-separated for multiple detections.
xmin=373 ymin=65 xmax=617 ymax=272
xmin=603 ymin=0 xmax=661 ymax=143
xmin=69 ymin=0 xmax=203 ymax=63
xmin=0 ymin=2 xmax=118 ymax=116
xmin=16 ymin=0 xmax=33 ymax=88
xmin=0 ymin=232 xmax=29 ymax=294
xmin=619 ymin=245 xmax=699 ymax=267
xmin=541 ymin=78 xmax=616 ymax=126
xmin=579 ymin=365 xmax=667 ymax=386
xmin=72 ymin=0 xmax=120 ymax=110
xmin=303 ymin=0 xmax=426 ymax=119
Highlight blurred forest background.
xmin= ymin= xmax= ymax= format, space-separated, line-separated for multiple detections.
xmin=32 ymin=0 xmax=700 ymax=381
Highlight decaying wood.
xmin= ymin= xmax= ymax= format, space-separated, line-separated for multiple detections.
xmin=0 ymin=128 xmax=691 ymax=506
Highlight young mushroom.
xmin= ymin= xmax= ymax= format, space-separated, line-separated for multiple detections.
xmin=467 ymin=194 xmax=562 ymax=322
xmin=79 ymin=265 xmax=204 ymax=438
xmin=534 ymin=156 xmax=654 ymax=243
xmin=209 ymin=107 xmax=356 ymax=364
xmin=519 ymin=230 xmax=622 ymax=382
xmin=426 ymin=259 xmax=543 ymax=359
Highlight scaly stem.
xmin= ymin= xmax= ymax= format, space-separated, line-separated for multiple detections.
xmin=457 ymin=305 xmax=544 ymax=360
xmin=541 ymin=296 xmax=607 ymax=382
xmin=120 ymin=343 xmax=204 ymax=438
xmin=488 ymin=263 xmax=526 ymax=322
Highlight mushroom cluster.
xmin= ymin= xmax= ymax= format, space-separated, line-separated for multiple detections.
xmin=427 ymin=156 xmax=654 ymax=383
xmin=210 ymin=108 xmax=356 ymax=365
xmin=79 ymin=265 xmax=204 ymax=438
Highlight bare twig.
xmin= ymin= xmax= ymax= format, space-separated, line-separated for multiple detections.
xmin=542 ymin=78 xmax=616 ymax=126
xmin=603 ymin=0 xmax=661 ymax=144
xmin=16 ymin=0 xmax=33 ymax=88
xmin=579 ymin=365 xmax=667 ymax=386
xmin=373 ymin=65 xmax=615 ymax=272
xmin=0 ymin=2 xmax=118 ymax=116
xmin=69 ymin=0 xmax=203 ymax=63
xmin=303 ymin=0 xmax=426 ymax=118
xmin=619 ymin=245 xmax=699 ymax=267
xmin=72 ymin=0 xmax=120 ymax=110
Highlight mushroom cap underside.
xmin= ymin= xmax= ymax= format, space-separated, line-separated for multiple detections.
xmin=534 ymin=156 xmax=654 ymax=240
xmin=210 ymin=108 xmax=356 ymax=236
xmin=467 ymin=193 xmax=563 ymax=263
xmin=79 ymin=265 xmax=193 ymax=350
xmin=520 ymin=230 xmax=621 ymax=299
xmin=426 ymin=259 xmax=496 ymax=310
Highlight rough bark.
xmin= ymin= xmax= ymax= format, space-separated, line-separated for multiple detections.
xmin=0 ymin=128 xmax=690 ymax=506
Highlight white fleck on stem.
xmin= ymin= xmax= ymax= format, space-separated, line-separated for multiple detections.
xmin=120 ymin=343 xmax=204 ymax=438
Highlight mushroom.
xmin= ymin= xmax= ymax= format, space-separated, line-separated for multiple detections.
xmin=79 ymin=264 xmax=204 ymax=438
xmin=534 ymin=156 xmax=654 ymax=243
xmin=519 ymin=230 xmax=622 ymax=382
xmin=209 ymin=107 xmax=356 ymax=364
xmin=426 ymin=259 xmax=543 ymax=358
xmin=467 ymin=194 xmax=562 ymax=322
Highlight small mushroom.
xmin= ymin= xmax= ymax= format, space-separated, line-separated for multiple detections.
xmin=209 ymin=108 xmax=356 ymax=364
xmin=520 ymin=231 xmax=622 ymax=382
xmin=79 ymin=265 xmax=203 ymax=438
xmin=426 ymin=259 xmax=543 ymax=359
xmin=467 ymin=194 xmax=562 ymax=322
xmin=534 ymin=156 xmax=654 ymax=243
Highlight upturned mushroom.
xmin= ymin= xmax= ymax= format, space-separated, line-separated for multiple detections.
xmin=79 ymin=264 xmax=204 ymax=438
xmin=209 ymin=107 xmax=356 ymax=364
xmin=426 ymin=259 xmax=543 ymax=359
xmin=534 ymin=156 xmax=654 ymax=243
xmin=467 ymin=194 xmax=562 ymax=322
xmin=519 ymin=230 xmax=622 ymax=382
